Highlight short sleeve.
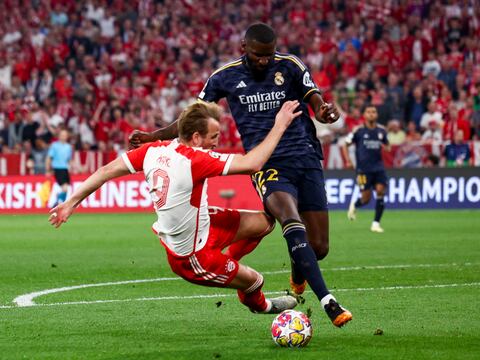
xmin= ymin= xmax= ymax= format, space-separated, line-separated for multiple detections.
xmin=197 ymin=72 xmax=227 ymax=102
xmin=121 ymin=142 xmax=156 ymax=173
xmin=191 ymin=150 xmax=234 ymax=181
xmin=67 ymin=145 xmax=73 ymax=161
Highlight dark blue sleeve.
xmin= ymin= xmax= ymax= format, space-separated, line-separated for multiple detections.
xmin=382 ymin=129 xmax=389 ymax=145
xmin=288 ymin=57 xmax=321 ymax=101
xmin=198 ymin=72 xmax=227 ymax=102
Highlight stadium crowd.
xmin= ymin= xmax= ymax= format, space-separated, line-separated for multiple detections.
xmin=0 ymin=0 xmax=479 ymax=172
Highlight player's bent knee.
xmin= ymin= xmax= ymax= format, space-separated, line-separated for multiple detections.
xmin=313 ymin=242 xmax=329 ymax=260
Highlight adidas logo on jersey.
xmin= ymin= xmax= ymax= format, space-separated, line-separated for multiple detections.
xmin=236 ymin=81 xmax=247 ymax=88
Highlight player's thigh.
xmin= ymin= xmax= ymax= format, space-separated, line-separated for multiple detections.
xmin=167 ymin=248 xmax=239 ymax=288
xmin=251 ymin=166 xmax=301 ymax=222
xmin=297 ymin=167 xmax=328 ymax=212
xmin=374 ymin=172 xmax=388 ymax=196
xmin=227 ymin=264 xmax=261 ymax=291
xmin=300 ymin=211 xmax=329 ymax=248
xmin=233 ymin=210 xmax=274 ymax=242
xmin=361 ymin=189 xmax=372 ymax=203
xmin=265 ymin=191 xmax=300 ymax=223
xmin=375 ymin=183 xmax=387 ymax=196
xmin=359 ymin=172 xmax=374 ymax=202
xmin=208 ymin=207 xmax=241 ymax=248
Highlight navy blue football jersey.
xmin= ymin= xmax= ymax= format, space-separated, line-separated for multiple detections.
xmin=198 ymin=53 xmax=323 ymax=163
xmin=345 ymin=125 xmax=388 ymax=172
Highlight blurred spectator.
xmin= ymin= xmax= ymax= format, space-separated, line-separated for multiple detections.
xmin=21 ymin=110 xmax=39 ymax=147
xmin=443 ymin=103 xmax=471 ymax=141
xmin=438 ymin=58 xmax=458 ymax=93
xmin=422 ymin=51 xmax=442 ymax=78
xmin=27 ymin=138 xmax=49 ymax=174
xmin=0 ymin=0 xmax=476 ymax=168
xmin=405 ymin=86 xmax=426 ymax=129
xmin=405 ymin=121 xmax=422 ymax=142
xmin=7 ymin=109 xmax=25 ymax=150
xmin=421 ymin=120 xmax=443 ymax=144
xmin=443 ymin=130 xmax=472 ymax=167
xmin=0 ymin=56 xmax=13 ymax=89
xmin=386 ymin=73 xmax=405 ymax=122
xmin=420 ymin=101 xmax=443 ymax=131
xmin=425 ymin=154 xmax=440 ymax=168
xmin=387 ymin=119 xmax=406 ymax=145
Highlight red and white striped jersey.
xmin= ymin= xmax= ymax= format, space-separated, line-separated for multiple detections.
xmin=121 ymin=139 xmax=234 ymax=256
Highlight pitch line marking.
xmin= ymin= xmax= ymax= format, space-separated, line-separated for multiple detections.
xmin=1 ymin=282 xmax=479 ymax=310
xmin=9 ymin=262 xmax=479 ymax=308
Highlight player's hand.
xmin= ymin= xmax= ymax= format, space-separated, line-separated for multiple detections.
xmin=275 ymin=100 xmax=302 ymax=130
xmin=128 ymin=130 xmax=154 ymax=149
xmin=319 ymin=103 xmax=340 ymax=124
xmin=48 ymin=203 xmax=73 ymax=228
xmin=344 ymin=160 xmax=354 ymax=170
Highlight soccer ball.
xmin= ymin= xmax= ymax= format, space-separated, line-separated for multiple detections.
xmin=271 ymin=310 xmax=313 ymax=348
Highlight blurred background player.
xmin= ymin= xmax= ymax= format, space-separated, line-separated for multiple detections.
xmin=342 ymin=105 xmax=390 ymax=233
xmin=46 ymin=129 xmax=73 ymax=206
xmin=49 ymin=101 xmax=301 ymax=315
xmin=129 ymin=23 xmax=352 ymax=328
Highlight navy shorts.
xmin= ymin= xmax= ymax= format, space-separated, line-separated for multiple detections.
xmin=251 ymin=160 xmax=328 ymax=212
xmin=356 ymin=170 xmax=388 ymax=191
xmin=54 ymin=169 xmax=70 ymax=186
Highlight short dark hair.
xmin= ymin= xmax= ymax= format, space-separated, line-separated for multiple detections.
xmin=245 ymin=23 xmax=276 ymax=44
xmin=362 ymin=103 xmax=377 ymax=113
xmin=178 ymin=102 xmax=221 ymax=141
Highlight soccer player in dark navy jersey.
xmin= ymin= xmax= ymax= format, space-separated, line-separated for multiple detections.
xmin=342 ymin=105 xmax=390 ymax=233
xmin=129 ymin=23 xmax=352 ymax=327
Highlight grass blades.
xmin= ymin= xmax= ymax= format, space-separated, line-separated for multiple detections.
xmin=0 ymin=210 xmax=479 ymax=359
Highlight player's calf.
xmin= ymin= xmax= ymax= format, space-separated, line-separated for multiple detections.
xmin=236 ymin=272 xmax=269 ymax=312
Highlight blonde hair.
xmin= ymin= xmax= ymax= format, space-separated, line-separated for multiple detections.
xmin=178 ymin=102 xmax=221 ymax=141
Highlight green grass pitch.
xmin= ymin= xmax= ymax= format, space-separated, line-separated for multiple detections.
xmin=1 ymin=210 xmax=479 ymax=359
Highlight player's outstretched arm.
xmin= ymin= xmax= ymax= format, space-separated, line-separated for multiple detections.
xmin=48 ymin=157 xmax=130 ymax=228
xmin=227 ymin=101 xmax=301 ymax=174
xmin=341 ymin=140 xmax=354 ymax=169
xmin=128 ymin=121 xmax=179 ymax=148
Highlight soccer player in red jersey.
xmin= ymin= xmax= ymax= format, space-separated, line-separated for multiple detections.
xmin=49 ymin=101 xmax=301 ymax=315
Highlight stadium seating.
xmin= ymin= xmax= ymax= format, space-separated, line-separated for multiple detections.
xmin=0 ymin=0 xmax=479 ymax=170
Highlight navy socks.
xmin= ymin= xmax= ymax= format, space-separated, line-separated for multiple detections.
xmin=282 ymin=219 xmax=329 ymax=300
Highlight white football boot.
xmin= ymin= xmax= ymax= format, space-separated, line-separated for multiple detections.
xmin=370 ymin=221 xmax=384 ymax=233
